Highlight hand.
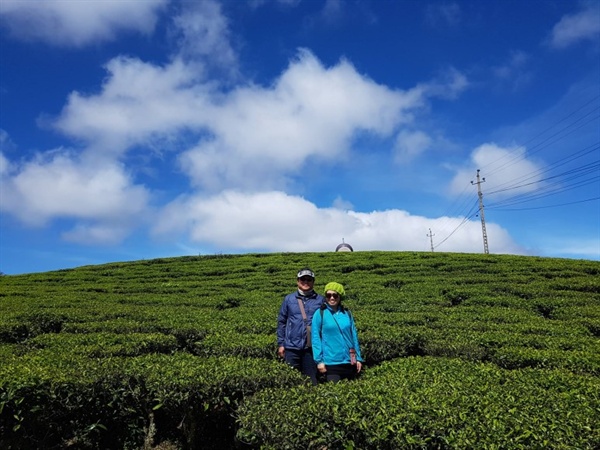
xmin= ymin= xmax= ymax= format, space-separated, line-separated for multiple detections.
xmin=277 ymin=346 xmax=285 ymax=358
xmin=317 ymin=363 xmax=327 ymax=373
xmin=356 ymin=361 xmax=363 ymax=373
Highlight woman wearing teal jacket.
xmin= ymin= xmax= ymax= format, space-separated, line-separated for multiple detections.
xmin=311 ymin=282 xmax=363 ymax=382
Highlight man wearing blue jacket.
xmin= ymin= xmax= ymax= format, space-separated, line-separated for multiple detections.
xmin=277 ymin=267 xmax=325 ymax=385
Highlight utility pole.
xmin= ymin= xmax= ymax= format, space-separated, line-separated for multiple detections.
xmin=427 ymin=228 xmax=435 ymax=252
xmin=471 ymin=169 xmax=489 ymax=254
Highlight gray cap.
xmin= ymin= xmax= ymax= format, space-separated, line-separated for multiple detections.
xmin=297 ymin=268 xmax=315 ymax=278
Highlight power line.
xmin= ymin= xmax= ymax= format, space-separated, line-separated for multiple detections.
xmin=479 ymin=95 xmax=600 ymax=177
xmin=486 ymin=144 xmax=599 ymax=196
xmin=433 ymin=200 xmax=479 ymax=250
xmin=486 ymin=161 xmax=600 ymax=202
xmin=432 ymin=96 xmax=599 ymax=252
xmin=489 ymin=196 xmax=600 ymax=211
xmin=434 ymin=182 xmax=475 ymax=230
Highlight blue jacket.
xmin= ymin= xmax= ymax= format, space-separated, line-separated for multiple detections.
xmin=277 ymin=291 xmax=324 ymax=350
xmin=311 ymin=305 xmax=363 ymax=365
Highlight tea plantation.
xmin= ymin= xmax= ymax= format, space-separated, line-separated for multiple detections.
xmin=1 ymin=251 xmax=598 ymax=449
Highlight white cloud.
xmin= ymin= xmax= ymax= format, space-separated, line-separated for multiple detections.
xmin=171 ymin=0 xmax=238 ymax=71
xmin=0 ymin=130 xmax=15 ymax=176
xmin=4 ymin=9 xmax=474 ymax=251
xmin=0 ymin=0 xmax=169 ymax=47
xmin=153 ymin=190 xmax=333 ymax=249
xmin=0 ymin=150 xmax=150 ymax=243
xmin=51 ymin=45 xmax=467 ymax=192
xmin=346 ymin=210 xmax=523 ymax=255
xmin=549 ymin=1 xmax=600 ymax=49
xmin=0 ymin=151 xmax=10 ymax=176
xmin=448 ymin=143 xmax=544 ymax=197
xmin=52 ymin=56 xmax=211 ymax=156
xmin=152 ymin=189 xmax=525 ymax=255
xmin=179 ymin=50 xmax=441 ymax=191
xmin=417 ymin=67 xmax=469 ymax=100
xmin=61 ymin=223 xmax=132 ymax=245
xmin=332 ymin=196 xmax=353 ymax=211
xmin=394 ymin=130 xmax=432 ymax=163
xmin=0 ymin=129 xmax=16 ymax=154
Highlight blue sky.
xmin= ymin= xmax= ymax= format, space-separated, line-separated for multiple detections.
xmin=1 ymin=0 xmax=599 ymax=275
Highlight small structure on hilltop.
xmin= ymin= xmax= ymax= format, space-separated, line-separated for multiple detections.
xmin=335 ymin=238 xmax=354 ymax=252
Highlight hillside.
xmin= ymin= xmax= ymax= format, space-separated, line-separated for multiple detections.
xmin=1 ymin=251 xmax=599 ymax=449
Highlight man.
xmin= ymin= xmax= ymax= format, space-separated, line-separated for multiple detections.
xmin=277 ymin=267 xmax=325 ymax=385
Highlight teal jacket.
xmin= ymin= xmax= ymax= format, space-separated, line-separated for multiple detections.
xmin=311 ymin=304 xmax=363 ymax=366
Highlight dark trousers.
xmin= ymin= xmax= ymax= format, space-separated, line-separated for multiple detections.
xmin=284 ymin=348 xmax=318 ymax=385
xmin=324 ymin=363 xmax=357 ymax=383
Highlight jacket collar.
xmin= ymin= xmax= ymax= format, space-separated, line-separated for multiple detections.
xmin=297 ymin=289 xmax=317 ymax=299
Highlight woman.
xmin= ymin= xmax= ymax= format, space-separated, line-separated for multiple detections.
xmin=311 ymin=282 xmax=363 ymax=382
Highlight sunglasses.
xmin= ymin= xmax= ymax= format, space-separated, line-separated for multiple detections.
xmin=326 ymin=292 xmax=340 ymax=299
xmin=299 ymin=277 xmax=314 ymax=282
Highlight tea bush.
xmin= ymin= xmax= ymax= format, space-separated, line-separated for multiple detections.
xmin=1 ymin=251 xmax=598 ymax=448
xmin=237 ymin=357 xmax=600 ymax=449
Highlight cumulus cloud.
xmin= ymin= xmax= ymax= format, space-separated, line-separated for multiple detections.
xmin=152 ymin=190 xmax=525 ymax=255
xmin=52 ymin=56 xmax=212 ymax=156
xmin=549 ymin=1 xmax=600 ymax=49
xmin=332 ymin=196 xmax=354 ymax=211
xmin=2 ymin=3 xmax=478 ymax=253
xmin=179 ymin=50 xmax=419 ymax=191
xmin=448 ymin=143 xmax=544 ymax=197
xmin=0 ymin=150 xmax=150 ymax=243
xmin=0 ymin=0 xmax=169 ymax=47
xmin=53 ymin=48 xmax=460 ymax=192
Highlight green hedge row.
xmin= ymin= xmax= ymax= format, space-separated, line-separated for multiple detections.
xmin=0 ymin=352 xmax=305 ymax=449
xmin=237 ymin=357 xmax=600 ymax=449
xmin=1 ymin=251 xmax=599 ymax=448
xmin=357 ymin=322 xmax=600 ymax=375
